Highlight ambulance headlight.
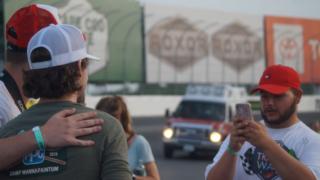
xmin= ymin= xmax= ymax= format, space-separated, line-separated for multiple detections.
xmin=209 ymin=132 xmax=222 ymax=143
xmin=163 ymin=128 xmax=174 ymax=139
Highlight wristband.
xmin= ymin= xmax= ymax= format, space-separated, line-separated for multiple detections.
xmin=226 ymin=145 xmax=238 ymax=156
xmin=32 ymin=126 xmax=45 ymax=150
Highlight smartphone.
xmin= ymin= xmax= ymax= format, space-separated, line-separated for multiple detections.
xmin=235 ymin=103 xmax=253 ymax=120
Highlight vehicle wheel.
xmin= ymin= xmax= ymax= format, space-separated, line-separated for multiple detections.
xmin=164 ymin=146 xmax=174 ymax=159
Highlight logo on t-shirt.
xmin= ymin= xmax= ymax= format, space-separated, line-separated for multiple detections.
xmin=240 ymin=140 xmax=298 ymax=180
xmin=23 ymin=149 xmax=45 ymax=165
xmin=8 ymin=148 xmax=67 ymax=178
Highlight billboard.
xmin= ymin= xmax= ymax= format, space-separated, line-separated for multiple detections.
xmin=265 ymin=16 xmax=320 ymax=83
xmin=144 ymin=3 xmax=265 ymax=84
xmin=4 ymin=0 xmax=144 ymax=83
xmin=58 ymin=0 xmax=108 ymax=75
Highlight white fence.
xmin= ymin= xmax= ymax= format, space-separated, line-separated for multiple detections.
xmin=86 ymin=95 xmax=182 ymax=117
xmin=86 ymin=94 xmax=320 ymax=117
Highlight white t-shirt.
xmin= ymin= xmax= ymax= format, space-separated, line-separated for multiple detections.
xmin=0 ymin=81 xmax=20 ymax=127
xmin=205 ymin=121 xmax=320 ymax=180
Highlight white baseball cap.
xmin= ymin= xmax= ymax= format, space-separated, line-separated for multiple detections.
xmin=27 ymin=24 xmax=99 ymax=70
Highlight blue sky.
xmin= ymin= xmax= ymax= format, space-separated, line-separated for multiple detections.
xmin=139 ymin=0 xmax=320 ymax=19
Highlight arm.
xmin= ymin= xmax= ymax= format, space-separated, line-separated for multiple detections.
xmin=136 ymin=161 xmax=160 ymax=180
xmin=140 ymin=161 xmax=160 ymax=180
xmin=135 ymin=136 xmax=160 ymax=180
xmin=0 ymin=108 xmax=103 ymax=170
xmin=206 ymin=119 xmax=246 ymax=180
xmin=244 ymin=121 xmax=316 ymax=180
xmin=0 ymin=130 xmax=36 ymax=170
xmin=206 ymin=151 xmax=237 ymax=180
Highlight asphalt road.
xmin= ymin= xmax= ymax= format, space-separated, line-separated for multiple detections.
xmin=132 ymin=112 xmax=320 ymax=180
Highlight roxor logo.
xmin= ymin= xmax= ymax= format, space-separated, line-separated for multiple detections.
xmin=211 ymin=22 xmax=263 ymax=72
xmin=148 ymin=17 xmax=209 ymax=71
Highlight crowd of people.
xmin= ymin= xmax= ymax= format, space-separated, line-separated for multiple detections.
xmin=0 ymin=3 xmax=320 ymax=180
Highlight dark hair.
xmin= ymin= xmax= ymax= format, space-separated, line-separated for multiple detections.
xmin=23 ymin=56 xmax=88 ymax=99
xmin=5 ymin=49 xmax=27 ymax=65
xmin=96 ymin=96 xmax=134 ymax=136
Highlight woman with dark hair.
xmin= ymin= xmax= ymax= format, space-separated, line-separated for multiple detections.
xmin=96 ymin=96 xmax=160 ymax=180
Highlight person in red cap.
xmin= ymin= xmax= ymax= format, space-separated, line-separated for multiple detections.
xmin=0 ymin=4 xmax=103 ymax=170
xmin=205 ymin=65 xmax=320 ymax=180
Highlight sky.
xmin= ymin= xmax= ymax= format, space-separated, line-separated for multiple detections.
xmin=139 ymin=0 xmax=320 ymax=19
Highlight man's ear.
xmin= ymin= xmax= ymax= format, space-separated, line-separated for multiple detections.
xmin=77 ymin=60 xmax=82 ymax=66
xmin=294 ymin=90 xmax=302 ymax=104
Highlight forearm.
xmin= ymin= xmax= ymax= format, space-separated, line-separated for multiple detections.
xmin=263 ymin=140 xmax=316 ymax=180
xmin=206 ymin=151 xmax=237 ymax=180
xmin=136 ymin=162 xmax=160 ymax=180
xmin=0 ymin=130 xmax=36 ymax=170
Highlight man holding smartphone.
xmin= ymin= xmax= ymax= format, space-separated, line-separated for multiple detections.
xmin=205 ymin=65 xmax=320 ymax=180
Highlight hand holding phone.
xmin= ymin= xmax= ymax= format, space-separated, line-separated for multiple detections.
xmin=235 ymin=103 xmax=253 ymax=121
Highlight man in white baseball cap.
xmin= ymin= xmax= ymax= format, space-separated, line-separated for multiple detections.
xmin=0 ymin=24 xmax=131 ymax=180
xmin=0 ymin=4 xmax=104 ymax=170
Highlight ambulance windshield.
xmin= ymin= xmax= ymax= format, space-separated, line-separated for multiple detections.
xmin=173 ymin=100 xmax=225 ymax=121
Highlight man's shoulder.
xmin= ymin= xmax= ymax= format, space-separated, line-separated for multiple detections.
xmin=296 ymin=121 xmax=318 ymax=135
xmin=76 ymin=106 xmax=121 ymax=131
xmin=134 ymin=135 xmax=149 ymax=145
xmin=292 ymin=121 xmax=320 ymax=144
xmin=77 ymin=106 xmax=117 ymax=123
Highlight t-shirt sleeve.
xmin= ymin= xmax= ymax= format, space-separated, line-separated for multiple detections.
xmin=204 ymin=135 xmax=230 ymax=180
xmin=100 ymin=117 xmax=132 ymax=180
xmin=0 ymin=118 xmax=18 ymax=138
xmin=0 ymin=83 xmax=20 ymax=127
xmin=0 ymin=106 xmax=9 ymax=127
xmin=0 ymin=98 xmax=19 ymax=128
xmin=137 ymin=135 xmax=155 ymax=164
xmin=298 ymin=133 xmax=320 ymax=179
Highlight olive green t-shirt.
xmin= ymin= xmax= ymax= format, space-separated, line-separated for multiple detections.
xmin=0 ymin=101 xmax=131 ymax=180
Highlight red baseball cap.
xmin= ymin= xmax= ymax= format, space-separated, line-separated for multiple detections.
xmin=251 ymin=65 xmax=302 ymax=94
xmin=6 ymin=4 xmax=60 ymax=50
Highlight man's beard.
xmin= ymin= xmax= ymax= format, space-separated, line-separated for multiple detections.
xmin=261 ymin=100 xmax=296 ymax=126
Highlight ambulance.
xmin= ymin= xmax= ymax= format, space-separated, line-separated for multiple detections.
xmin=162 ymin=84 xmax=250 ymax=158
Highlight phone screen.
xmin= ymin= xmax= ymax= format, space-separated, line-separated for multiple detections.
xmin=235 ymin=103 xmax=253 ymax=120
